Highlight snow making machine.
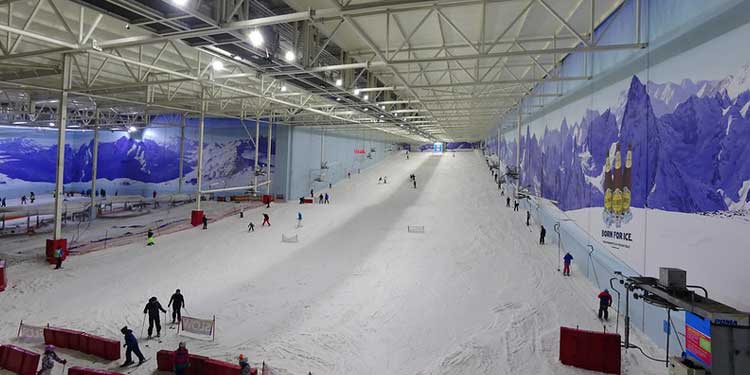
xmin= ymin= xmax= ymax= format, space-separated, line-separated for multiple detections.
xmin=614 ymin=268 xmax=749 ymax=375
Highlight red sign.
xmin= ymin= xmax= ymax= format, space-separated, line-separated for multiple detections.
xmin=354 ymin=149 xmax=366 ymax=154
xmin=685 ymin=325 xmax=712 ymax=366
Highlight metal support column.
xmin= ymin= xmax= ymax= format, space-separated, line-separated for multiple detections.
xmin=516 ymin=108 xmax=522 ymax=193
xmin=497 ymin=126 xmax=501 ymax=157
xmin=178 ymin=114 xmax=186 ymax=193
xmin=195 ymin=95 xmax=207 ymax=210
xmin=266 ymin=112 xmax=273 ymax=195
xmin=89 ymin=116 xmax=99 ymax=220
xmin=253 ymin=114 xmax=260 ymax=195
xmin=52 ymin=54 xmax=72 ymax=239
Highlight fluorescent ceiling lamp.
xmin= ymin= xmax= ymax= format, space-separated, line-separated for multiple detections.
xmin=335 ymin=79 xmax=343 ymax=87
xmin=363 ymin=94 xmax=369 ymax=101
xmin=48 ymin=122 xmax=55 ymax=127
xmin=172 ymin=0 xmax=188 ymax=6
xmin=249 ymin=29 xmax=264 ymax=48
xmin=281 ymin=85 xmax=287 ymax=92
xmin=353 ymin=88 xmax=361 ymax=96
xmin=284 ymin=50 xmax=296 ymax=62
xmin=12 ymin=121 xmax=27 ymax=124
xmin=128 ymin=126 xmax=137 ymax=132
xmin=211 ymin=60 xmax=224 ymax=71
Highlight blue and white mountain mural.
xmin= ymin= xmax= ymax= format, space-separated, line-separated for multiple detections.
xmin=497 ymin=65 xmax=750 ymax=214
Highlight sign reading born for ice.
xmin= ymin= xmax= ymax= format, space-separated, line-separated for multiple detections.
xmin=180 ymin=316 xmax=214 ymax=336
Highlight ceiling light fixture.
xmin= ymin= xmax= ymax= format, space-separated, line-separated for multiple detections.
xmin=128 ymin=126 xmax=137 ymax=132
xmin=249 ymin=29 xmax=264 ymax=48
xmin=363 ymin=94 xmax=369 ymax=100
xmin=281 ymin=85 xmax=287 ymax=92
xmin=211 ymin=60 xmax=224 ymax=71
xmin=284 ymin=50 xmax=296 ymax=62
xmin=335 ymin=79 xmax=343 ymax=87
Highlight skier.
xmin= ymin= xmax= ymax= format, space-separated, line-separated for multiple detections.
xmin=378 ymin=177 xmax=383 ymax=184
xmin=30 ymin=192 xmax=35 ymax=204
xmin=37 ymin=345 xmax=66 ymax=375
xmin=120 ymin=326 xmax=146 ymax=367
xmin=299 ymin=197 xmax=305 ymax=204
xmin=526 ymin=211 xmax=531 ymax=226
xmin=347 ymin=172 xmax=351 ymax=179
xmin=143 ymin=296 xmax=167 ymax=338
xmin=248 ymin=222 xmax=255 ymax=232
xmin=262 ymin=213 xmax=270 ymax=226
xmin=539 ymin=225 xmax=546 ymax=245
xmin=563 ymin=252 xmax=574 ymax=276
xmin=53 ymin=247 xmax=64 ymax=270
xmin=21 ymin=195 xmax=27 ymax=205
xmin=147 ymin=229 xmax=155 ymax=246
xmin=310 ymin=189 xmax=314 ymax=198
xmin=238 ymin=354 xmax=252 ymax=375
xmin=240 ymin=211 xmax=244 ymax=219
xmin=506 ymin=197 xmax=511 ymax=207
xmin=168 ymin=289 xmax=185 ymax=324
xmin=297 ymin=212 xmax=302 ymax=228
xmin=413 ymin=179 xmax=417 ymax=189
xmin=513 ymin=200 xmax=519 ymax=211
xmin=174 ymin=342 xmax=190 ymax=375
xmin=383 ymin=176 xmax=387 ymax=184
xmin=324 ymin=193 xmax=329 ymax=204
xmin=598 ymin=289 xmax=613 ymax=320
xmin=202 ymin=215 xmax=208 ymax=230
xmin=318 ymin=193 xmax=324 ymax=204
xmin=1 ymin=197 xmax=5 ymax=207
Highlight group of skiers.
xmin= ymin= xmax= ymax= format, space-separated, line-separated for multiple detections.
xmin=377 ymin=176 xmax=388 ymax=184
xmin=19 ymin=192 xmax=35 ymax=205
xmin=409 ymin=174 xmax=417 ymax=188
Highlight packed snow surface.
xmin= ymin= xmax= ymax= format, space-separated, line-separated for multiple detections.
xmin=0 ymin=152 xmax=664 ymax=374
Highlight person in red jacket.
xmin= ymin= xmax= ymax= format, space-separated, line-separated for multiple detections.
xmin=174 ymin=342 xmax=190 ymax=375
xmin=598 ymin=289 xmax=613 ymax=320
xmin=262 ymin=213 xmax=270 ymax=226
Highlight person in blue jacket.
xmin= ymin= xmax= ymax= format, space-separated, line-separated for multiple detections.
xmin=563 ymin=252 xmax=573 ymax=276
xmin=120 ymin=326 xmax=146 ymax=367
xmin=297 ymin=212 xmax=303 ymax=228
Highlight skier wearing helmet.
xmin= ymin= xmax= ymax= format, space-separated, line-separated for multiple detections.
xmin=143 ymin=296 xmax=167 ymax=338
xmin=238 ymin=354 xmax=252 ymax=375
xmin=120 ymin=326 xmax=146 ymax=367
xmin=174 ymin=342 xmax=190 ymax=375
xmin=37 ymin=345 xmax=66 ymax=375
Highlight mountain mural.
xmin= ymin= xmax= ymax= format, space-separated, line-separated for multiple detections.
xmin=497 ymin=64 xmax=750 ymax=213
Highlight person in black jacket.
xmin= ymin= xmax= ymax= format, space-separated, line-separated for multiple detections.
xmin=144 ymin=296 xmax=167 ymax=338
xmin=168 ymin=289 xmax=185 ymax=324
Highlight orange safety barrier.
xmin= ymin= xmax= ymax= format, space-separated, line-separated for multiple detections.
xmin=0 ymin=260 xmax=7 ymax=292
xmin=559 ymin=326 xmax=621 ymax=374
xmin=68 ymin=367 xmax=124 ymax=375
xmin=0 ymin=344 xmax=40 ymax=375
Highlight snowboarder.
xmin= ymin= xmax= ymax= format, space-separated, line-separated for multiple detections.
xmin=120 ymin=326 xmax=146 ymax=366
xmin=262 ymin=213 xmax=270 ymax=226
xmin=248 ymin=222 xmax=255 ymax=232
xmin=174 ymin=342 xmax=190 ymax=375
xmin=37 ymin=345 xmax=66 ymax=375
xmin=540 ymin=225 xmax=546 ymax=245
xmin=143 ymin=296 xmax=167 ymax=338
xmin=563 ymin=252 xmax=574 ymax=276
xmin=202 ymin=215 xmax=208 ymax=230
xmin=324 ymin=193 xmax=329 ymax=204
xmin=21 ymin=195 xmax=27 ymax=205
xmin=238 ymin=355 xmax=251 ymax=375
xmin=297 ymin=212 xmax=303 ymax=228
xmin=147 ymin=229 xmax=155 ymax=246
xmin=506 ymin=197 xmax=511 ymax=207
xmin=513 ymin=200 xmax=519 ymax=211
xmin=53 ymin=247 xmax=64 ymax=270
xmin=598 ymin=289 xmax=612 ymax=320
xmin=318 ymin=193 xmax=324 ymax=204
xmin=526 ymin=211 xmax=531 ymax=226
xmin=168 ymin=289 xmax=185 ymax=323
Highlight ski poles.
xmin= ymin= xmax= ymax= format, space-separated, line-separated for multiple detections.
xmin=139 ymin=313 xmax=146 ymax=338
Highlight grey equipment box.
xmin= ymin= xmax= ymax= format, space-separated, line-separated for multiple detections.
xmin=659 ymin=267 xmax=687 ymax=290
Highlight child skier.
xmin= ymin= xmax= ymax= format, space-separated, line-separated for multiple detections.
xmin=297 ymin=212 xmax=303 ymax=228
xmin=38 ymin=345 xmax=67 ymax=375
xmin=238 ymin=355 xmax=252 ymax=375
xmin=506 ymin=197 xmax=511 ymax=207
xmin=248 ymin=222 xmax=255 ymax=232
xmin=174 ymin=342 xmax=190 ymax=375
xmin=318 ymin=193 xmax=324 ymax=204
xmin=598 ymin=289 xmax=613 ymax=320
xmin=143 ymin=296 xmax=167 ymax=338
xmin=526 ymin=211 xmax=531 ymax=226
xmin=324 ymin=193 xmax=330 ymax=204
xmin=563 ymin=252 xmax=574 ymax=276
xmin=262 ymin=213 xmax=270 ymax=226
xmin=202 ymin=215 xmax=208 ymax=230
xmin=147 ymin=229 xmax=155 ymax=246
xmin=120 ymin=326 xmax=146 ymax=366
xmin=53 ymin=247 xmax=64 ymax=270
xmin=168 ymin=289 xmax=185 ymax=324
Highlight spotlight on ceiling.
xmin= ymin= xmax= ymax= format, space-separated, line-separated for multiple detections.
xmin=353 ymin=88 xmax=361 ymax=96
xmin=284 ymin=50 xmax=296 ymax=62
xmin=281 ymin=85 xmax=287 ymax=92
xmin=363 ymin=94 xmax=369 ymax=101
xmin=335 ymin=78 xmax=343 ymax=87
xmin=48 ymin=122 xmax=55 ymax=127
xmin=211 ymin=60 xmax=224 ymax=71
xmin=128 ymin=126 xmax=137 ymax=133
xmin=248 ymin=29 xmax=264 ymax=48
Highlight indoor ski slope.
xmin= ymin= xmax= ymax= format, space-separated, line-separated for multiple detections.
xmin=0 ymin=151 xmax=666 ymax=374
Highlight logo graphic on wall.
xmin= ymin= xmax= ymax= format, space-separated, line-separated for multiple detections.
xmin=602 ymin=143 xmax=633 ymax=228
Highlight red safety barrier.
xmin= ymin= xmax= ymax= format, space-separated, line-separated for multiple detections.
xmin=559 ymin=326 xmax=621 ymax=374
xmin=262 ymin=195 xmax=274 ymax=204
xmin=156 ymin=350 xmax=256 ymax=375
xmin=68 ymin=367 xmax=124 ymax=375
xmin=45 ymin=239 xmax=68 ymax=265
xmin=190 ymin=210 xmax=204 ymax=226
xmin=44 ymin=328 xmax=120 ymax=361
xmin=0 ymin=260 xmax=7 ymax=292
xmin=0 ymin=344 xmax=40 ymax=375
xmin=303 ymin=198 xmax=313 ymax=204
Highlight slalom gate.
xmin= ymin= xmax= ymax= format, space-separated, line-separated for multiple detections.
xmin=281 ymin=234 xmax=299 ymax=243
xmin=16 ymin=321 xmax=44 ymax=342
xmin=178 ymin=315 xmax=216 ymax=341
xmin=407 ymin=225 xmax=425 ymax=233
xmin=559 ymin=326 xmax=621 ymax=374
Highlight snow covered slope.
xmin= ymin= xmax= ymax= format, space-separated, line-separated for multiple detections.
xmin=0 ymin=152 xmax=664 ymax=374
